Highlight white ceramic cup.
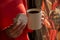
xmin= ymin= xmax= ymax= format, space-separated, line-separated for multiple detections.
xmin=27 ymin=8 xmax=42 ymax=30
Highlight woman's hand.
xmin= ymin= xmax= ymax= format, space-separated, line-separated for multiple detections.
xmin=5 ymin=14 xmax=28 ymax=38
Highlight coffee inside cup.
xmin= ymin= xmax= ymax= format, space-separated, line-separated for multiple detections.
xmin=27 ymin=8 xmax=40 ymax=14
xmin=28 ymin=11 xmax=39 ymax=14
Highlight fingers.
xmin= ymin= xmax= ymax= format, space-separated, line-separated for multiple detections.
xmin=6 ymin=21 xmax=22 ymax=33
xmin=5 ymin=21 xmax=26 ymax=38
xmin=9 ymin=24 xmax=26 ymax=38
xmin=15 ymin=25 xmax=25 ymax=37
xmin=6 ymin=14 xmax=28 ymax=38
xmin=6 ymin=22 xmax=26 ymax=38
xmin=10 ymin=22 xmax=25 ymax=35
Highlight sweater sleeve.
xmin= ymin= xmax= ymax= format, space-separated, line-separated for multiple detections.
xmin=0 ymin=0 xmax=26 ymax=31
xmin=0 ymin=15 xmax=13 ymax=31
